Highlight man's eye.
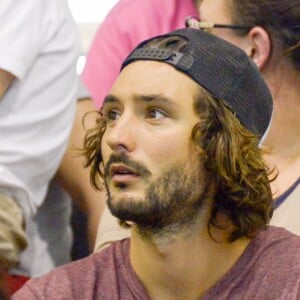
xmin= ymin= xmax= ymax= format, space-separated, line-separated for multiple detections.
xmin=147 ymin=108 xmax=167 ymax=120
xmin=104 ymin=109 xmax=120 ymax=121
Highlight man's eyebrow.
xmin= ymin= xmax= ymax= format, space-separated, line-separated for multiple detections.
xmin=102 ymin=93 xmax=178 ymax=109
xmin=103 ymin=94 xmax=119 ymax=105
xmin=135 ymin=94 xmax=175 ymax=106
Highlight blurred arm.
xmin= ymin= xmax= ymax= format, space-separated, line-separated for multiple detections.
xmin=0 ymin=69 xmax=15 ymax=99
xmin=56 ymin=98 xmax=106 ymax=250
xmin=94 ymin=205 xmax=130 ymax=252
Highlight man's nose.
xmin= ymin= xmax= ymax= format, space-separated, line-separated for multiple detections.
xmin=105 ymin=113 xmax=137 ymax=154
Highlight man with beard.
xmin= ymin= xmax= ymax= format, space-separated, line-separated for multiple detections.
xmin=13 ymin=29 xmax=300 ymax=299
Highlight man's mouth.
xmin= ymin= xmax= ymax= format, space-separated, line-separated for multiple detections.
xmin=109 ymin=164 xmax=139 ymax=183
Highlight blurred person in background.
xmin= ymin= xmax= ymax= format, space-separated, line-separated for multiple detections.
xmin=82 ymin=0 xmax=198 ymax=108
xmin=0 ymin=0 xmax=105 ymax=296
xmin=0 ymin=0 xmax=79 ymax=281
xmin=189 ymin=0 xmax=300 ymax=233
xmin=82 ymin=0 xmax=300 ymax=251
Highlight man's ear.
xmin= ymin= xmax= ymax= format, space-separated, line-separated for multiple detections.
xmin=247 ymin=26 xmax=271 ymax=70
xmin=100 ymin=161 xmax=105 ymax=175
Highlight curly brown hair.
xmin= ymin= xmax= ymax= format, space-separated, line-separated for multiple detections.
xmin=82 ymin=113 xmax=106 ymax=191
xmin=82 ymin=35 xmax=275 ymax=242
xmin=192 ymin=89 xmax=274 ymax=242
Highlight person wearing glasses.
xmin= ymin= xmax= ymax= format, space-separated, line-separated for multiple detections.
xmin=13 ymin=28 xmax=300 ymax=299
xmin=82 ymin=0 xmax=300 ymax=252
xmin=187 ymin=0 xmax=300 ymax=235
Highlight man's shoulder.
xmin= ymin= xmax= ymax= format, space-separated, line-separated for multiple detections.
xmin=262 ymin=226 xmax=300 ymax=251
xmin=207 ymin=227 xmax=300 ymax=299
xmin=253 ymin=226 xmax=300 ymax=265
xmin=255 ymin=227 xmax=300 ymax=298
xmin=56 ymin=238 xmax=130 ymax=277
xmin=247 ymin=227 xmax=300 ymax=291
xmin=13 ymin=239 xmax=130 ymax=299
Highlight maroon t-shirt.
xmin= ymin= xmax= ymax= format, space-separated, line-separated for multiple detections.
xmin=12 ymin=227 xmax=300 ymax=299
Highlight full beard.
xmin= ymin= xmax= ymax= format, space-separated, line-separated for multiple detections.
xmin=106 ymin=160 xmax=211 ymax=237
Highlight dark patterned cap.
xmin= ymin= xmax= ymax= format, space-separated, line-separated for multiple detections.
xmin=121 ymin=28 xmax=273 ymax=143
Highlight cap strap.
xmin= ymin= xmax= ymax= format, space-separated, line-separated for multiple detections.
xmin=125 ymin=48 xmax=184 ymax=67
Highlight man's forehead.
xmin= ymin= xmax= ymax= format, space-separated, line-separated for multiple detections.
xmin=102 ymin=92 xmax=188 ymax=111
xmin=106 ymin=60 xmax=200 ymax=104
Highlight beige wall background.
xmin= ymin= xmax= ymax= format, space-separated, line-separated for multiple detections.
xmin=69 ymin=0 xmax=119 ymax=54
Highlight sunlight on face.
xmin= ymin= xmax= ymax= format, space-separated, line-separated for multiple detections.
xmin=101 ymin=61 xmax=208 ymax=229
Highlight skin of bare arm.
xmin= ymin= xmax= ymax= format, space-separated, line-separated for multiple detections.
xmin=56 ymin=98 xmax=106 ymax=250
xmin=0 ymin=69 xmax=15 ymax=99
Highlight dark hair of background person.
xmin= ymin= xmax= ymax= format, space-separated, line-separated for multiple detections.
xmin=83 ymin=35 xmax=274 ymax=243
xmin=229 ymin=0 xmax=300 ymax=70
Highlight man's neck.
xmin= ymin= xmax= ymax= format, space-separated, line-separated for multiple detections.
xmin=129 ymin=215 xmax=250 ymax=300
xmin=262 ymin=66 xmax=300 ymax=196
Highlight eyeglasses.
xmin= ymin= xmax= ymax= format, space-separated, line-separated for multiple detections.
xmin=185 ymin=16 xmax=252 ymax=32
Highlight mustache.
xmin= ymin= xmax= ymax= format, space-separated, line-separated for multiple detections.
xmin=104 ymin=153 xmax=151 ymax=178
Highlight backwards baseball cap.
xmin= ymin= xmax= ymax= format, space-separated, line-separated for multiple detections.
xmin=121 ymin=28 xmax=273 ymax=143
